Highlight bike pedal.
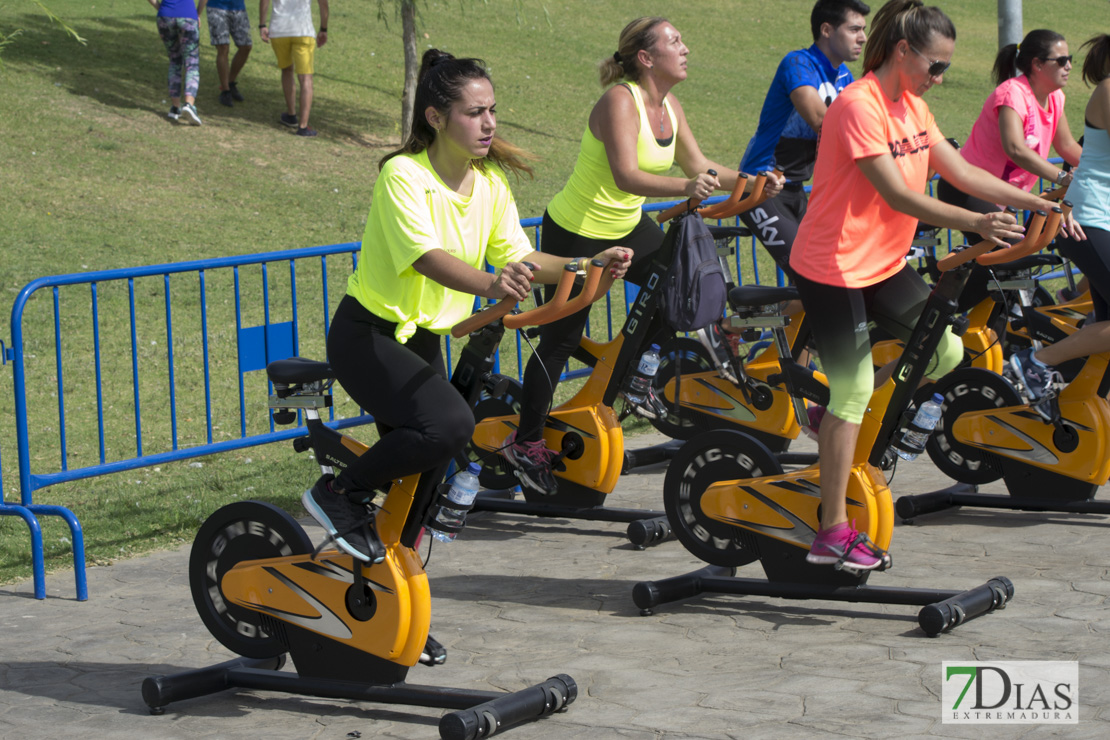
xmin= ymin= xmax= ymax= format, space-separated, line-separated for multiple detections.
xmin=1031 ymin=395 xmax=1060 ymax=424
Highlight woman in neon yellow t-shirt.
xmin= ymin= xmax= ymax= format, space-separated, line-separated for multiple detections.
xmin=302 ymin=49 xmax=632 ymax=564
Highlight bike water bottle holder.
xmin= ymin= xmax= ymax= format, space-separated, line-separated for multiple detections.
xmin=423 ymin=482 xmax=478 ymax=536
xmin=890 ymin=417 xmax=934 ymax=457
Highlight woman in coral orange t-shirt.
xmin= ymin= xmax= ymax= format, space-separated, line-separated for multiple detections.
xmin=788 ymin=0 xmax=1070 ymax=572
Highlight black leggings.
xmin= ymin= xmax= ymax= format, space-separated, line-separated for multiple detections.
xmin=1056 ymin=226 xmax=1110 ymax=322
xmin=935 ymin=177 xmax=1020 ymax=312
xmin=516 ymin=211 xmax=665 ymax=443
xmin=738 ymin=185 xmax=807 ymax=276
xmin=326 ymin=295 xmax=475 ymax=494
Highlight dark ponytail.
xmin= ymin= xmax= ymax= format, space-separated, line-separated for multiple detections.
xmin=379 ymin=49 xmax=535 ymax=178
xmin=991 ymin=29 xmax=1065 ymax=85
xmin=1080 ymin=34 xmax=1110 ymax=88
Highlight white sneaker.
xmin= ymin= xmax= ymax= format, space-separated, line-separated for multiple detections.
xmin=181 ymin=103 xmax=202 ymax=126
xmin=167 ymin=106 xmax=180 ymax=121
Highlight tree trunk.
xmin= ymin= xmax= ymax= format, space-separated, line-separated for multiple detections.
xmin=400 ymin=0 xmax=418 ymax=141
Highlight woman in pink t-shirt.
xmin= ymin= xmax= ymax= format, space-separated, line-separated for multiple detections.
xmin=938 ymin=29 xmax=1082 ymax=240
xmin=788 ymin=0 xmax=1066 ymax=573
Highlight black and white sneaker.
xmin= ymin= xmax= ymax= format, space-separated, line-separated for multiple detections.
xmin=302 ymin=475 xmax=385 ymax=563
xmin=420 ymin=634 xmax=447 ymax=666
xmin=621 ymin=384 xmax=669 ymax=421
xmin=695 ymin=322 xmax=739 ymax=384
xmin=501 ymin=431 xmax=558 ymax=495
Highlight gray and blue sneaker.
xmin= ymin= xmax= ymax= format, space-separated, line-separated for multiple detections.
xmin=302 ymin=475 xmax=385 ymax=563
xmin=181 ymin=102 xmax=202 ymax=125
xmin=1009 ymin=348 xmax=1062 ymax=402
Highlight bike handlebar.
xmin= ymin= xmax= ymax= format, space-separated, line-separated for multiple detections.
xmin=701 ymin=170 xmax=777 ymax=220
xmin=504 ymin=257 xmax=614 ymax=329
xmin=656 ymin=169 xmax=779 ymax=224
xmin=694 ymin=173 xmax=748 ymax=220
xmin=655 ymin=196 xmax=704 ymax=224
xmin=450 ymin=258 xmax=615 ymax=338
xmin=1039 ymin=183 xmax=1069 ymax=202
xmin=936 ymin=205 xmax=1061 ymax=272
xmin=976 ymin=205 xmax=1064 ymax=266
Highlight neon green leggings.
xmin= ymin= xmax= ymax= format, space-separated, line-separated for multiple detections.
xmin=796 ymin=265 xmax=963 ymax=424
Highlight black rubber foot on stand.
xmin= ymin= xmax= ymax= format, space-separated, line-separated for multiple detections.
xmin=896 ymin=483 xmax=976 ymax=522
xmin=917 ymin=576 xmax=1014 ymax=636
xmin=626 ymin=516 xmax=673 ymax=549
xmin=142 ymin=655 xmax=285 ymax=711
xmin=632 ymin=565 xmax=736 ymax=615
xmin=439 ymin=674 xmax=577 ymax=740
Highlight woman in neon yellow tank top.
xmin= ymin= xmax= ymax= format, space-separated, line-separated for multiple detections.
xmin=503 ymin=17 xmax=785 ymax=495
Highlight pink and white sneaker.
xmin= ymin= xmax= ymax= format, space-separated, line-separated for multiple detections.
xmin=806 ymin=521 xmax=892 ymax=572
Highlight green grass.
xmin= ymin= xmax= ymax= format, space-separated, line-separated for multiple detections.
xmin=0 ymin=0 xmax=1102 ymax=587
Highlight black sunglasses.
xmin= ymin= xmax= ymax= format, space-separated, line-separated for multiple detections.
xmin=1044 ymin=55 xmax=1073 ymax=66
xmin=909 ymin=45 xmax=951 ymax=77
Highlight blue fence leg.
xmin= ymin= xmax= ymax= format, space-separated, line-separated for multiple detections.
xmin=26 ymin=504 xmax=87 ymax=601
xmin=1 ymin=504 xmax=46 ymax=599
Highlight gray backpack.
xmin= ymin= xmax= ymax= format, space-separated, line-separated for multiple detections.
xmin=658 ymin=210 xmax=728 ymax=332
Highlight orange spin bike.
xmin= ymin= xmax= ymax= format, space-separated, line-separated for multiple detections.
xmin=142 ymin=262 xmax=605 ymax=739
xmin=893 ymin=200 xmax=1110 ymax=520
xmin=461 ymin=174 xmax=775 ymax=547
xmin=629 ymin=213 xmax=1061 ymax=635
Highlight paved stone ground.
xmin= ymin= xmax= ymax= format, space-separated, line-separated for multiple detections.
xmin=1 ymin=432 xmax=1108 ymax=739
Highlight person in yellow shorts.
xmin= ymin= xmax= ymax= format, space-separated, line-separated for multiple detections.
xmin=259 ymin=0 xmax=328 ymax=137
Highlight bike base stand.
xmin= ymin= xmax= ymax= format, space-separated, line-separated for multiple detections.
xmin=897 ymin=483 xmax=1110 ymax=521
xmin=143 ymin=655 xmax=577 ymax=740
xmin=632 ymin=565 xmax=1014 ymax=637
xmin=472 ymin=492 xmax=674 ymax=548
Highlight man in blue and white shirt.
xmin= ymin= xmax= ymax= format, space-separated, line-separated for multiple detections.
xmin=739 ymin=0 xmax=870 ymax=272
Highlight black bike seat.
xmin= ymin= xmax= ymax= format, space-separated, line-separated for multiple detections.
xmin=729 ymin=284 xmax=798 ymax=309
xmin=708 ymin=225 xmax=752 ymax=240
xmin=267 ymin=357 xmax=334 ymax=384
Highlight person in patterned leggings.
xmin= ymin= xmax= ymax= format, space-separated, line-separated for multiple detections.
xmin=148 ymin=0 xmax=205 ymax=124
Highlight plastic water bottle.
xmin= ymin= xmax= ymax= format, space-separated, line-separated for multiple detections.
xmin=625 ymin=344 xmax=663 ymax=405
xmin=430 ymin=463 xmax=481 ymax=543
xmin=895 ymin=393 xmax=944 ymax=461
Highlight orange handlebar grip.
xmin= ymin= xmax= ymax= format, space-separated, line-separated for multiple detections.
xmin=698 ymin=173 xmax=748 ymax=220
xmin=976 ymin=209 xmax=1049 ymax=266
xmin=450 ymin=298 xmax=517 ymax=338
xmin=451 ymin=261 xmax=579 ymax=338
xmin=720 ymin=172 xmax=770 ymax=218
xmin=656 ymin=198 xmax=701 ymax=224
xmin=936 ymin=240 xmax=996 ymax=272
